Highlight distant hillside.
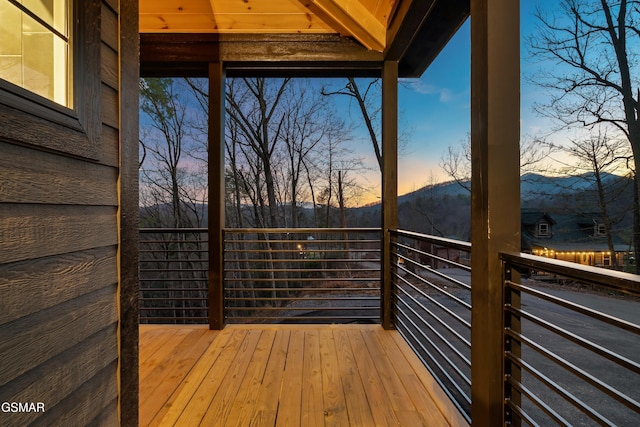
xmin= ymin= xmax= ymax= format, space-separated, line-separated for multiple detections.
xmin=140 ymin=173 xmax=633 ymax=243
xmin=346 ymin=172 xmax=632 ymax=240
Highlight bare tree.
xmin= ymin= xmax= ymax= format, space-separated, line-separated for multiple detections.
xmin=225 ymin=77 xmax=291 ymax=229
xmin=439 ymin=134 xmax=554 ymax=192
xmin=139 ymin=78 xmax=207 ymax=228
xmin=529 ymin=0 xmax=640 ymax=269
xmin=551 ymin=129 xmax=632 ymax=267
xmin=322 ymin=78 xmax=383 ymax=172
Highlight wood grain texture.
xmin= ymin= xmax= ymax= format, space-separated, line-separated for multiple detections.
xmin=101 ymin=42 xmax=119 ymax=90
xmin=0 ymin=247 xmax=117 ymax=325
xmin=0 ymin=204 xmax=117 ymax=264
xmin=101 ymin=4 xmax=119 ymax=52
xmin=0 ymin=141 xmax=118 ymax=205
xmin=0 ymin=1 xmax=122 ymax=426
xmin=0 ymin=326 xmax=118 ymax=426
xmin=103 ymin=0 xmax=118 ymax=13
xmin=119 ymin=1 xmax=141 ymax=423
xmin=0 ymin=285 xmax=118 ymax=386
xmin=140 ymin=325 xmax=469 ymax=426
xmin=100 ymin=124 xmax=120 ymax=168
xmin=30 ymin=362 xmax=118 ymax=426
xmin=102 ymin=83 xmax=119 ymax=129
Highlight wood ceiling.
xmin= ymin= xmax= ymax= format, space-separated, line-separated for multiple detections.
xmin=139 ymin=0 xmax=400 ymax=52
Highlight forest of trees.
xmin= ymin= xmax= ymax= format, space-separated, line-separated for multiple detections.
xmin=137 ymin=1 xmax=640 ymax=321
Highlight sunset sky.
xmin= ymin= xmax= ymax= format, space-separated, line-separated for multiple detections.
xmin=347 ymin=0 xmax=578 ymax=202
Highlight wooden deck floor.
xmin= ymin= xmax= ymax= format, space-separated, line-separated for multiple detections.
xmin=139 ymin=324 xmax=468 ymax=426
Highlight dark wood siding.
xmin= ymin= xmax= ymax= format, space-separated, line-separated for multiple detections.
xmin=0 ymin=1 xmax=125 ymax=424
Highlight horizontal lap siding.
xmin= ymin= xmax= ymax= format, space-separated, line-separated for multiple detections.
xmin=0 ymin=1 xmax=122 ymax=425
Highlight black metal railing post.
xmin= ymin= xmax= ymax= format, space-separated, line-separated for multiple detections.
xmin=503 ymin=260 xmax=522 ymax=427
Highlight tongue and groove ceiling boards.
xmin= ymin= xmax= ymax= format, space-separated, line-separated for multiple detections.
xmin=139 ymin=0 xmax=397 ymax=51
xmin=138 ymin=0 xmax=470 ymax=78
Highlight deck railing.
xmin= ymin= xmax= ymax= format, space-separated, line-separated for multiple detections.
xmin=139 ymin=228 xmax=208 ymax=324
xmin=389 ymin=229 xmax=473 ymax=422
xmin=501 ymin=252 xmax=640 ymax=426
xmin=223 ymin=228 xmax=381 ymax=323
xmin=138 ymin=227 xmax=640 ymax=424
xmin=139 ymin=227 xmax=380 ymax=324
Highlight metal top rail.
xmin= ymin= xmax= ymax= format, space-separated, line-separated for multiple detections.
xmin=501 ymin=251 xmax=640 ymax=295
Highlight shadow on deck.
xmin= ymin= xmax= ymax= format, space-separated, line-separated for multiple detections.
xmin=139 ymin=324 xmax=468 ymax=426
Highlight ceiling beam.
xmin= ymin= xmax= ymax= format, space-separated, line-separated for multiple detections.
xmin=140 ymin=33 xmax=383 ymax=77
xmin=385 ymin=0 xmax=437 ymax=61
xmin=395 ymin=0 xmax=469 ymax=77
xmin=299 ymin=0 xmax=386 ymax=51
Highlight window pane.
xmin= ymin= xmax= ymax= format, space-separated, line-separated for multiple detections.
xmin=21 ymin=0 xmax=68 ymax=36
xmin=0 ymin=0 xmax=70 ymax=107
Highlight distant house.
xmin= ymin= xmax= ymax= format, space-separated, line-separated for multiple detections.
xmin=521 ymin=209 xmax=630 ymax=268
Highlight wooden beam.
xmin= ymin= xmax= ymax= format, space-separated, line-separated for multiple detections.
xmin=140 ymin=33 xmax=383 ymax=77
xmin=470 ymin=0 xmax=520 ymax=424
xmin=385 ymin=0 xmax=436 ymax=60
xmin=208 ymin=62 xmax=225 ymax=330
xmin=394 ymin=0 xmax=469 ymax=78
xmin=381 ymin=60 xmax=398 ymax=329
xmin=299 ymin=0 xmax=386 ymax=51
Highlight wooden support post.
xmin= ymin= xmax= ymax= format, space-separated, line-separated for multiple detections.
xmin=382 ymin=60 xmax=398 ymax=330
xmin=209 ymin=62 xmax=225 ymax=330
xmin=470 ymin=0 xmax=520 ymax=425
xmin=118 ymin=0 xmax=139 ymax=424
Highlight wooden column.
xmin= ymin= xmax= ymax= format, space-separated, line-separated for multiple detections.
xmin=118 ymin=0 xmax=139 ymax=425
xmin=470 ymin=0 xmax=520 ymax=425
xmin=382 ymin=60 xmax=399 ymax=330
xmin=208 ymin=62 xmax=225 ymax=330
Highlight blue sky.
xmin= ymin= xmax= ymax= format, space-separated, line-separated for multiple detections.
xmin=362 ymin=0 xmax=562 ymax=198
xmin=330 ymin=0 xmax=584 ymax=200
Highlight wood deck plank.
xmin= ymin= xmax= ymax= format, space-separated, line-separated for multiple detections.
xmin=318 ymin=329 xmax=350 ymax=426
xmin=347 ymin=329 xmax=401 ymax=426
xmin=139 ymin=325 xmax=469 ymax=427
xmin=275 ymin=329 xmax=305 ymax=427
xmin=362 ymin=328 xmax=415 ymax=410
xmin=200 ymin=329 xmax=265 ymax=426
xmin=250 ymin=329 xmax=291 ymax=426
xmin=374 ymin=329 xmax=451 ymax=426
xmin=176 ymin=328 xmax=252 ymax=425
xmin=155 ymin=327 xmax=238 ymax=426
xmin=138 ymin=326 xmax=183 ymax=366
xmin=139 ymin=327 xmax=215 ymax=426
xmin=218 ymin=329 xmax=277 ymax=426
xmin=333 ymin=329 xmax=377 ymax=426
xmin=301 ymin=330 xmax=324 ymax=426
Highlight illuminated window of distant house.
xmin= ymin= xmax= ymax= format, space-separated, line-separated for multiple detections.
xmin=537 ymin=222 xmax=550 ymax=237
xmin=0 ymin=0 xmax=71 ymax=107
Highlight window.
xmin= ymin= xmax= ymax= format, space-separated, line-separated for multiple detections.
xmin=596 ymin=223 xmax=606 ymax=236
xmin=0 ymin=0 xmax=71 ymax=107
xmin=537 ymin=222 xmax=550 ymax=237
xmin=0 ymin=0 xmax=101 ymax=160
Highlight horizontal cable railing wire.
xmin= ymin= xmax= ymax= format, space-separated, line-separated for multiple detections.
xmin=223 ymin=228 xmax=381 ymax=324
xmin=389 ymin=229 xmax=472 ymax=423
xmin=139 ymin=228 xmax=208 ymax=324
xmin=501 ymin=252 xmax=640 ymax=426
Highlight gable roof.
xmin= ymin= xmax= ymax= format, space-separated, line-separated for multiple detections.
xmin=521 ymin=210 xmax=629 ymax=252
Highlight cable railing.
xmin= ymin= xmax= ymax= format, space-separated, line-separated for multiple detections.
xmin=223 ymin=228 xmax=381 ymax=323
xmin=389 ymin=229 xmax=473 ymax=423
xmin=501 ymin=252 xmax=640 ymax=426
xmin=139 ymin=228 xmax=208 ymax=324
